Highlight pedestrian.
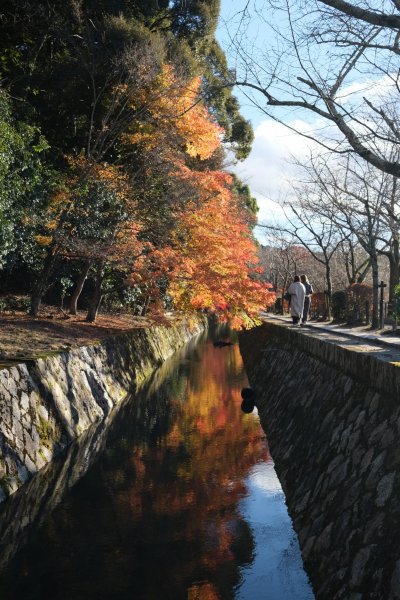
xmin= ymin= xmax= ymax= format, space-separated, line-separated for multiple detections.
xmin=300 ymin=274 xmax=313 ymax=324
xmin=287 ymin=275 xmax=306 ymax=326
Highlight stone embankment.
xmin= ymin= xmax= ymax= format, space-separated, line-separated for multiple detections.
xmin=0 ymin=344 xmax=187 ymax=571
xmin=0 ymin=319 xmax=204 ymax=501
xmin=240 ymin=321 xmax=400 ymax=600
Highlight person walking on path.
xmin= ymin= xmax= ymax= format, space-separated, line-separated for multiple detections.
xmin=300 ymin=274 xmax=313 ymax=324
xmin=287 ymin=275 xmax=306 ymax=326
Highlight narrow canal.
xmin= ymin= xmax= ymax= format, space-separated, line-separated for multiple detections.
xmin=0 ymin=329 xmax=314 ymax=600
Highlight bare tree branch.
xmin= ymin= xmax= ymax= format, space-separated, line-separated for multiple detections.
xmin=317 ymin=0 xmax=400 ymax=30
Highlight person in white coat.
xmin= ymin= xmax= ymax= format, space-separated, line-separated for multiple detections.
xmin=300 ymin=274 xmax=313 ymax=324
xmin=287 ymin=275 xmax=306 ymax=325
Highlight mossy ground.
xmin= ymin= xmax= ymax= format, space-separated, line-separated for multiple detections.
xmin=0 ymin=302 xmax=180 ymax=361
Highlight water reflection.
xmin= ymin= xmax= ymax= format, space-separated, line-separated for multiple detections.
xmin=237 ymin=462 xmax=314 ymax=600
xmin=0 ymin=330 xmax=313 ymax=600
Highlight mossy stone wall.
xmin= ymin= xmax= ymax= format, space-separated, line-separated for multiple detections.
xmin=0 ymin=319 xmax=204 ymax=501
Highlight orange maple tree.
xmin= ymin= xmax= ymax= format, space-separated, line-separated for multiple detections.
xmin=31 ymin=62 xmax=273 ymax=325
xmin=117 ymin=64 xmax=275 ymax=327
xmin=168 ymin=169 xmax=275 ymax=328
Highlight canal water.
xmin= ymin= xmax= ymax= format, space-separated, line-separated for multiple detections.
xmin=0 ymin=329 xmax=314 ymax=600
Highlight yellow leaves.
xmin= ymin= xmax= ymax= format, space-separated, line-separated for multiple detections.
xmin=121 ymin=63 xmax=223 ymax=161
xmin=65 ymin=156 xmax=132 ymax=204
xmin=67 ymin=155 xmax=128 ymax=185
xmin=21 ymin=214 xmax=31 ymax=226
xmin=34 ymin=234 xmax=53 ymax=246
xmin=50 ymin=190 xmax=71 ymax=208
xmin=113 ymin=83 xmax=128 ymax=96
xmin=46 ymin=219 xmax=58 ymax=231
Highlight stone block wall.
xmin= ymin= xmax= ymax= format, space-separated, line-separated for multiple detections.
xmin=0 ymin=319 xmax=204 ymax=501
xmin=240 ymin=322 xmax=400 ymax=600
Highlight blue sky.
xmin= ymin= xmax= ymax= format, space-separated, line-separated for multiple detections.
xmin=216 ymin=0 xmax=268 ymax=127
xmin=214 ymin=0 xmax=398 ymax=257
xmin=215 ymin=1 xmax=388 ymax=241
xmin=216 ymin=1 xmax=304 ymax=239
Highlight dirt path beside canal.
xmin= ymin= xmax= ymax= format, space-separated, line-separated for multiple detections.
xmin=0 ymin=305 xmax=171 ymax=361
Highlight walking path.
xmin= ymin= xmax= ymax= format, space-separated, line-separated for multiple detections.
xmin=260 ymin=313 xmax=400 ymax=365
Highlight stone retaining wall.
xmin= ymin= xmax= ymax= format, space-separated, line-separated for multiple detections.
xmin=0 ymin=337 xmax=190 ymax=570
xmin=0 ymin=319 xmax=204 ymax=501
xmin=239 ymin=321 xmax=400 ymax=600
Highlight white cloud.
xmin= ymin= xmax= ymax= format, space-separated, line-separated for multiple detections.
xmin=231 ymin=118 xmax=321 ymax=241
xmin=337 ymin=73 xmax=396 ymax=105
xmin=248 ymin=461 xmax=283 ymax=495
xmin=231 ymin=72 xmax=399 ymax=243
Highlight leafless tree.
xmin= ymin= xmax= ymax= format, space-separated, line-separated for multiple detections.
xmin=375 ymin=173 xmax=400 ymax=302
xmin=336 ymin=236 xmax=371 ymax=285
xmin=260 ymin=232 xmax=308 ymax=313
xmin=261 ymin=192 xmax=346 ymax=318
xmin=299 ymin=152 xmax=397 ymax=327
xmin=225 ymin=0 xmax=400 ymax=176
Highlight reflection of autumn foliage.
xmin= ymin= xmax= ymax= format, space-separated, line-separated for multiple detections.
xmin=187 ymin=581 xmax=221 ymax=600
xmin=107 ymin=342 xmax=266 ymax=598
xmin=118 ymin=343 xmax=267 ymax=585
xmin=1 ymin=340 xmax=268 ymax=599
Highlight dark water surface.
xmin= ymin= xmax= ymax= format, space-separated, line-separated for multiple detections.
xmin=0 ymin=330 xmax=314 ymax=599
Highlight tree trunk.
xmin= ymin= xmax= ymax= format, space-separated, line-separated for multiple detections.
xmin=356 ymin=259 xmax=370 ymax=284
xmin=86 ymin=289 xmax=102 ymax=323
xmin=140 ymin=295 xmax=150 ymax=317
xmin=85 ymin=261 xmax=104 ymax=323
xmin=371 ymin=254 xmax=379 ymax=329
xmin=325 ymin=262 xmax=332 ymax=320
xmin=282 ymin=274 xmax=289 ymax=315
xmin=388 ymin=238 xmax=400 ymax=304
xmin=30 ymin=249 xmax=58 ymax=317
xmin=69 ymin=260 xmax=91 ymax=315
xmin=345 ymin=244 xmax=355 ymax=285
